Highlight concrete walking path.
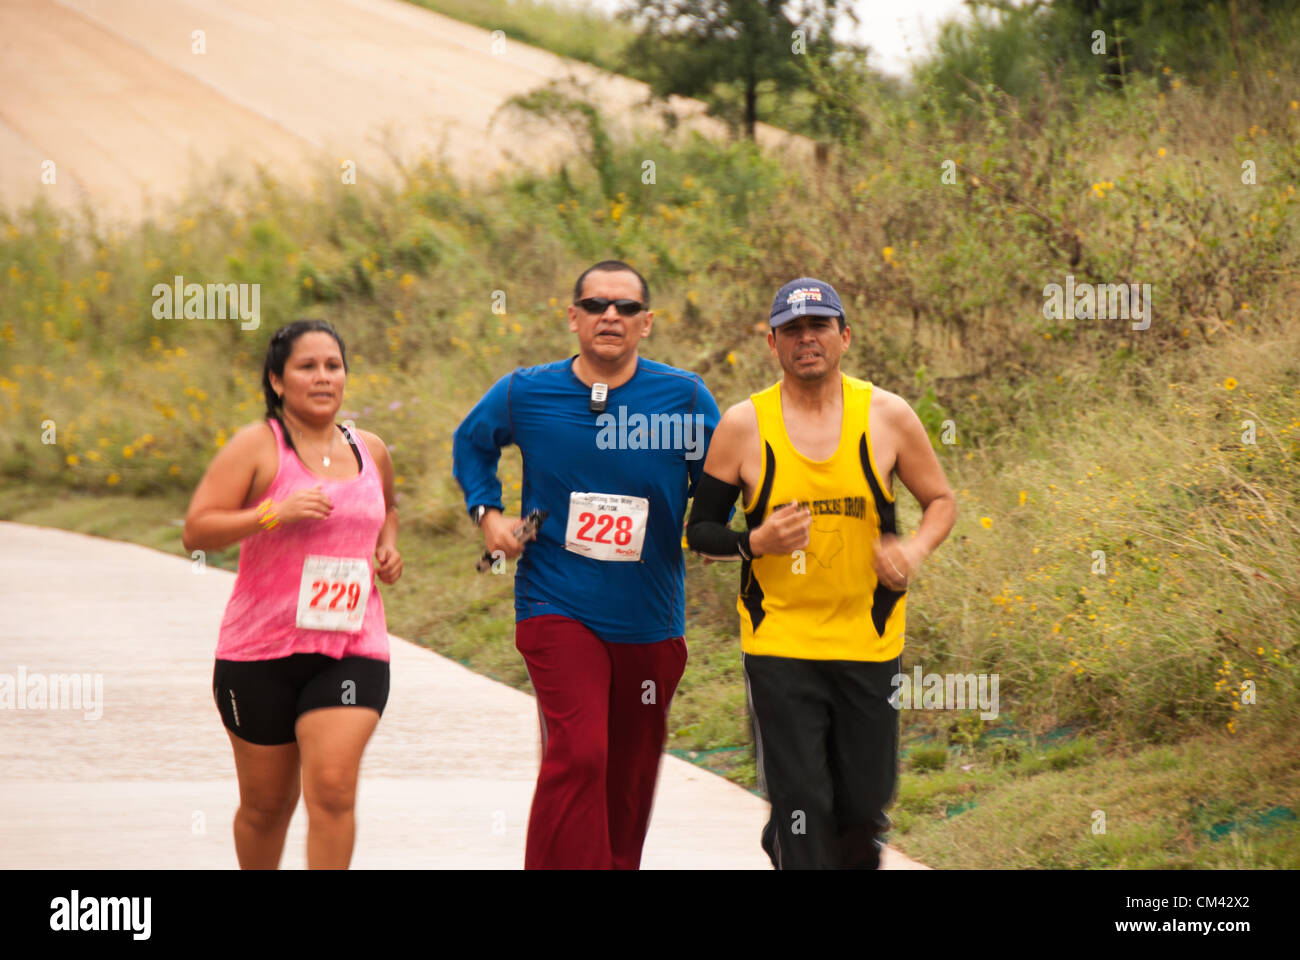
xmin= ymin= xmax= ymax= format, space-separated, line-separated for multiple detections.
xmin=0 ymin=521 xmax=927 ymax=869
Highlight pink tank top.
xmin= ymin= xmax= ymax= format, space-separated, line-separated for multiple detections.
xmin=216 ymin=417 xmax=390 ymax=662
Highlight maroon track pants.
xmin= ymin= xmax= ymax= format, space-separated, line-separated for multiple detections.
xmin=515 ymin=614 xmax=688 ymax=869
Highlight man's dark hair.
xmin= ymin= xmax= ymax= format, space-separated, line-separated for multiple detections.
xmin=573 ymin=260 xmax=650 ymax=307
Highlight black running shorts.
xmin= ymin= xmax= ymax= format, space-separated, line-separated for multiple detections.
xmin=213 ymin=653 xmax=391 ymax=746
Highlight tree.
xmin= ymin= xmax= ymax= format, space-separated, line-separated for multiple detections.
xmin=621 ymin=1 xmax=861 ymax=140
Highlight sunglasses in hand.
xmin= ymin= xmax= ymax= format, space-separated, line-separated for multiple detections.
xmin=574 ymin=297 xmax=645 ymax=316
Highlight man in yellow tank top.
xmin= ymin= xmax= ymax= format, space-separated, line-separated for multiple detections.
xmin=686 ymin=277 xmax=956 ymax=868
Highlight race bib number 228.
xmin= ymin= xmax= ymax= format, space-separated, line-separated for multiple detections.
xmin=564 ymin=492 xmax=649 ymax=562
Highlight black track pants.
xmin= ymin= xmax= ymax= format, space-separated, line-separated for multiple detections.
xmin=743 ymin=652 xmax=901 ymax=869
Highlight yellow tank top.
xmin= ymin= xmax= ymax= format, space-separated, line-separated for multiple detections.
xmin=738 ymin=374 xmax=906 ymax=661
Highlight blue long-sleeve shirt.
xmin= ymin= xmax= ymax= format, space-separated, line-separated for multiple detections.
xmin=453 ymin=356 xmax=721 ymax=643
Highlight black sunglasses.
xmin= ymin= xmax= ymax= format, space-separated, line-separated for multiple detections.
xmin=575 ymin=297 xmax=645 ymax=316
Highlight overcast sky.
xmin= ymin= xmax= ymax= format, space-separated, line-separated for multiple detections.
xmin=572 ymin=0 xmax=975 ymax=78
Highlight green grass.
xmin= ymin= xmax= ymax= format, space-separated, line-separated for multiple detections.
xmin=404 ymin=0 xmax=642 ymax=79
xmin=893 ymin=723 xmax=1300 ymax=868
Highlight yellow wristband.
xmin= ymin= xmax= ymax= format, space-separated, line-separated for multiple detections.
xmin=257 ymin=499 xmax=279 ymax=530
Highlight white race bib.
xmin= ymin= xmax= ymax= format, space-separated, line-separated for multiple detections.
xmin=295 ymin=555 xmax=371 ymax=632
xmin=564 ymin=492 xmax=649 ymax=562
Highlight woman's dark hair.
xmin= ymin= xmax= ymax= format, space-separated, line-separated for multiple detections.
xmin=261 ymin=320 xmax=349 ymax=456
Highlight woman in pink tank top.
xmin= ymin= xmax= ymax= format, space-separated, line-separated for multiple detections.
xmin=183 ymin=320 xmax=403 ymax=870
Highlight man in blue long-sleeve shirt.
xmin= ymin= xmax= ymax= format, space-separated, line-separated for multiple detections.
xmin=452 ymin=260 xmax=721 ymax=869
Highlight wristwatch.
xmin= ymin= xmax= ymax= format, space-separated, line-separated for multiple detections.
xmin=470 ymin=505 xmax=490 ymax=527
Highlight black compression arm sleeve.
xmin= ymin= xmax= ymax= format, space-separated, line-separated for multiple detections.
xmin=686 ymin=472 xmax=752 ymax=559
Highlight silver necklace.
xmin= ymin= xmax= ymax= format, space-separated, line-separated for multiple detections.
xmin=287 ymin=418 xmax=337 ymax=466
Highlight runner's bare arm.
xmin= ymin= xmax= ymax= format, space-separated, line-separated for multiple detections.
xmin=878 ymin=394 xmax=956 ymax=577
xmin=182 ymin=423 xmax=330 ymax=553
xmin=686 ymin=402 xmax=747 ymax=558
xmin=698 ymin=400 xmax=756 ymax=491
xmin=687 ymin=401 xmax=804 ymax=558
xmin=360 ymin=430 xmax=402 ymax=584
xmin=358 ymin=431 xmax=398 ymax=549
xmin=688 ymin=401 xmax=810 ymax=558
xmin=182 ymin=423 xmax=270 ymax=553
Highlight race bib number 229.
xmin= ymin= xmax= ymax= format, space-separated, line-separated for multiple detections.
xmin=564 ymin=492 xmax=649 ymax=562
xmin=296 ymin=555 xmax=371 ymax=631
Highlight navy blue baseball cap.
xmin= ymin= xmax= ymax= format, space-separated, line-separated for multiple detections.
xmin=769 ymin=277 xmax=845 ymax=328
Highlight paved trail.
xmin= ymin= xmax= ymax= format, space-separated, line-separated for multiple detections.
xmin=0 ymin=521 xmax=928 ymax=869
xmin=0 ymin=0 xmax=807 ymax=220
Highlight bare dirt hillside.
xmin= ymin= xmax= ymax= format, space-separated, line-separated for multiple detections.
xmin=0 ymin=0 xmax=808 ymax=221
